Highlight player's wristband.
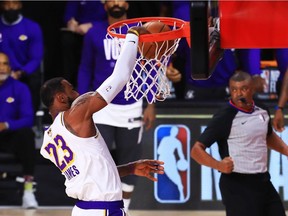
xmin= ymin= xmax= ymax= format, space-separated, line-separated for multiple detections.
xmin=128 ymin=28 xmax=139 ymax=37
xmin=127 ymin=162 xmax=135 ymax=175
xmin=275 ymin=105 xmax=284 ymax=111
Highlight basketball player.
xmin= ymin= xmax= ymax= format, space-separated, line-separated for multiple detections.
xmin=40 ymin=27 xmax=164 ymax=216
xmin=191 ymin=71 xmax=288 ymax=216
xmin=77 ymin=1 xmax=156 ymax=213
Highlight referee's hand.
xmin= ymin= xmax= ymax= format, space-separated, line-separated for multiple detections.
xmin=218 ymin=157 xmax=234 ymax=174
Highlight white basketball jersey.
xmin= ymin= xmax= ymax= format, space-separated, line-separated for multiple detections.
xmin=40 ymin=112 xmax=122 ymax=201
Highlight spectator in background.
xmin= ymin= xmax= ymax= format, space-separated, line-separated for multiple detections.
xmin=274 ymin=49 xmax=288 ymax=95
xmin=0 ymin=52 xmax=38 ymax=209
xmin=270 ymin=48 xmax=288 ymax=133
xmin=77 ymin=1 xmax=156 ymax=213
xmin=0 ymin=0 xmax=44 ymax=112
xmin=237 ymin=48 xmax=288 ymax=96
xmin=61 ymin=0 xmax=107 ymax=87
xmin=273 ymin=69 xmax=287 ymax=132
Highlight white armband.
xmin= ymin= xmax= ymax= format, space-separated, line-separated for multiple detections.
xmin=96 ymin=33 xmax=139 ymax=104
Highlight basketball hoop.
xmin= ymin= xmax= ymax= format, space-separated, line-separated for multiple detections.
xmin=107 ymin=17 xmax=190 ymax=103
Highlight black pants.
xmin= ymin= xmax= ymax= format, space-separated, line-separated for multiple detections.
xmin=220 ymin=172 xmax=286 ymax=216
xmin=0 ymin=128 xmax=36 ymax=176
xmin=20 ymin=69 xmax=42 ymax=112
xmin=96 ymin=124 xmax=142 ymax=186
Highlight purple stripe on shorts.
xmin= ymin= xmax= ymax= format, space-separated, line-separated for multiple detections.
xmin=76 ymin=200 xmax=124 ymax=210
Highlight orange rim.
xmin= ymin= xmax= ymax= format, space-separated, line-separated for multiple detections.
xmin=107 ymin=17 xmax=190 ymax=43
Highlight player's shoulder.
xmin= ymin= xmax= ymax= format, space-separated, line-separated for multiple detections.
xmin=71 ymin=91 xmax=94 ymax=108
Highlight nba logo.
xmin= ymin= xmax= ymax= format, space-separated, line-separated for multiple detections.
xmin=154 ymin=124 xmax=190 ymax=203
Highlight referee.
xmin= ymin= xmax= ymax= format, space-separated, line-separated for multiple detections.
xmin=191 ymin=71 xmax=288 ymax=216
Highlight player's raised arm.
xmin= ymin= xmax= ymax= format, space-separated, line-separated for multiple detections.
xmin=86 ymin=27 xmax=148 ymax=115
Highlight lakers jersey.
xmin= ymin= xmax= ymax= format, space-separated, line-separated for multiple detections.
xmin=40 ymin=112 xmax=122 ymax=201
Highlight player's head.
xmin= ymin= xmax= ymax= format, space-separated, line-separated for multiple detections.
xmin=0 ymin=52 xmax=11 ymax=84
xmin=1 ymin=0 xmax=22 ymax=24
xmin=229 ymin=70 xmax=254 ymax=109
xmin=40 ymin=77 xmax=79 ymax=110
xmin=104 ymin=0 xmax=128 ymax=19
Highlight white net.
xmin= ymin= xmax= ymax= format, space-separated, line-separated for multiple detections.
xmin=106 ymin=19 xmax=182 ymax=104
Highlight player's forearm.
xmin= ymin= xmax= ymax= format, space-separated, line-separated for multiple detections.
xmin=96 ymin=33 xmax=138 ymax=104
xmin=117 ymin=162 xmax=135 ymax=177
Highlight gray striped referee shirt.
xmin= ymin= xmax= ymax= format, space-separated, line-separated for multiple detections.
xmin=198 ymin=101 xmax=272 ymax=174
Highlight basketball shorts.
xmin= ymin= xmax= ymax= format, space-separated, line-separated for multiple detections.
xmin=72 ymin=200 xmax=126 ymax=216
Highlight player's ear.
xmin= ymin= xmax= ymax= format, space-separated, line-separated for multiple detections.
xmin=56 ymin=93 xmax=65 ymax=103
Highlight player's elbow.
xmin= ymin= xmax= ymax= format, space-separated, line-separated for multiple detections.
xmin=191 ymin=141 xmax=205 ymax=160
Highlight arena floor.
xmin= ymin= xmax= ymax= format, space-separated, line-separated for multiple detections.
xmin=0 ymin=208 xmax=227 ymax=216
xmin=1 ymin=207 xmax=288 ymax=216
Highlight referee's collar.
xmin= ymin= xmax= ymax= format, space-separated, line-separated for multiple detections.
xmin=229 ymin=100 xmax=255 ymax=114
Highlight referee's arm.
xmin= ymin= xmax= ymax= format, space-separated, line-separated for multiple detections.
xmin=191 ymin=141 xmax=234 ymax=174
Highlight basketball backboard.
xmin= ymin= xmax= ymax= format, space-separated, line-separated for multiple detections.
xmin=190 ymin=1 xmax=223 ymax=80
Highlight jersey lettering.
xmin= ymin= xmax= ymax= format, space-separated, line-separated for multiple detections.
xmin=44 ymin=134 xmax=74 ymax=172
xmin=63 ymin=165 xmax=80 ymax=180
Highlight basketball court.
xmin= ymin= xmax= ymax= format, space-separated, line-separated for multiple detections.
xmin=0 ymin=208 xmax=288 ymax=216
xmin=0 ymin=208 xmax=226 ymax=216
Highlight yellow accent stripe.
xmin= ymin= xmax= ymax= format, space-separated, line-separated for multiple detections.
xmin=127 ymin=29 xmax=139 ymax=36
